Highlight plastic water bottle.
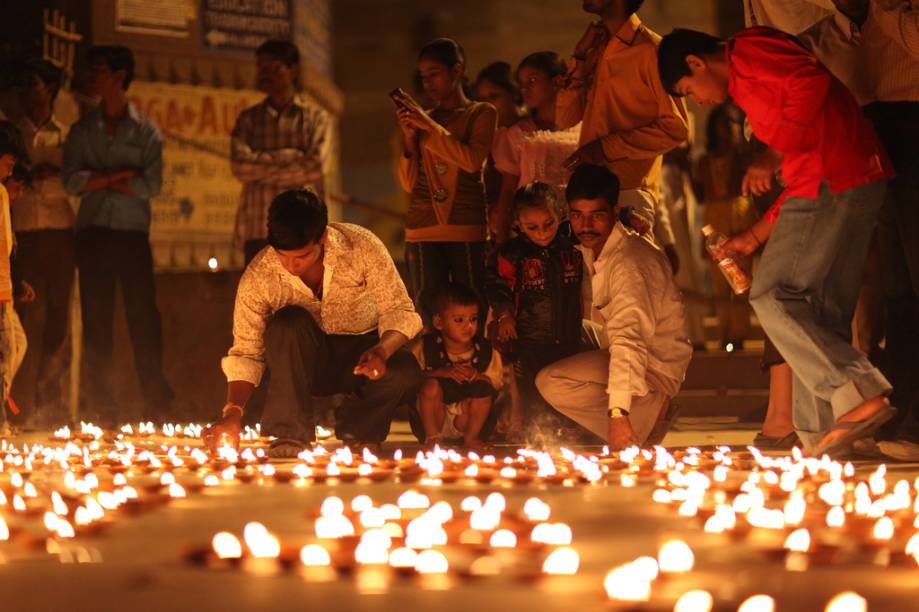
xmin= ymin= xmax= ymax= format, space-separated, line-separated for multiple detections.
xmin=702 ymin=225 xmax=751 ymax=295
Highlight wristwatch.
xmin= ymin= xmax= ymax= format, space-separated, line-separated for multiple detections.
xmin=608 ymin=407 xmax=628 ymax=419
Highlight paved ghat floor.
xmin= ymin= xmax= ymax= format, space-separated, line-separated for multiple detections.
xmin=0 ymin=421 xmax=917 ymax=612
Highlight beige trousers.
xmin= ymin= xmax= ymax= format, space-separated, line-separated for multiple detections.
xmin=535 ymin=348 xmax=679 ymax=444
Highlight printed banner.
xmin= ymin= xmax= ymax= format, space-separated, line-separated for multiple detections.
xmin=129 ymin=82 xmax=261 ymax=239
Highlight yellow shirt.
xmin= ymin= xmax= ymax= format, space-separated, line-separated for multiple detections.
xmin=556 ymin=15 xmax=689 ymax=196
xmin=0 ymin=184 xmax=12 ymax=303
xmin=399 ymin=102 xmax=497 ymax=243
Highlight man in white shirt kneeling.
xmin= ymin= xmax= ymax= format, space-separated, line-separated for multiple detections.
xmin=536 ymin=164 xmax=692 ymax=450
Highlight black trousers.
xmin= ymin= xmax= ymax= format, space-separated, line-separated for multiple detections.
xmin=75 ymin=228 xmax=173 ymax=421
xmin=865 ymin=102 xmax=919 ymax=440
xmin=405 ymin=241 xmax=487 ymax=329
xmin=13 ymin=229 xmax=75 ymax=419
xmin=262 ymin=306 xmax=424 ymax=443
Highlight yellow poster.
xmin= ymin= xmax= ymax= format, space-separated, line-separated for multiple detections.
xmin=129 ymin=82 xmax=261 ymax=243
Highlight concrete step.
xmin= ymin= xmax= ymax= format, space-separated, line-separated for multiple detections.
xmin=673 ymin=388 xmax=768 ymax=420
xmin=675 ymin=349 xmax=770 ymax=419
xmin=682 ymin=349 xmax=769 ymax=390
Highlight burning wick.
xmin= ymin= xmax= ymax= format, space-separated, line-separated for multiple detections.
xmin=784 ymin=529 xmax=811 ymax=553
xmin=243 ymin=522 xmax=280 ymax=558
xmin=824 ymin=592 xmax=867 ymax=612
xmin=738 ymin=595 xmax=776 ymax=612
xmin=658 ymin=539 xmax=694 ymax=573
xmin=674 ymin=590 xmax=714 ymax=612
xmin=415 ymin=549 xmax=448 ymax=574
xmin=212 ymin=532 xmax=243 ymax=559
xmin=603 ymin=558 xmax=657 ymax=602
xmin=872 ymin=517 xmax=894 ymax=541
xmin=542 ymin=547 xmax=579 ymax=575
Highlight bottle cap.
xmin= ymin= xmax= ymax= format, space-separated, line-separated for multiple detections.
xmin=701 ymin=224 xmax=714 ymax=236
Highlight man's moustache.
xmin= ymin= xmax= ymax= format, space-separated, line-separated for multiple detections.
xmin=577 ymin=232 xmax=600 ymax=239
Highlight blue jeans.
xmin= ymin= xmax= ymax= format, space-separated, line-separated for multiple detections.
xmin=750 ymin=181 xmax=892 ymax=450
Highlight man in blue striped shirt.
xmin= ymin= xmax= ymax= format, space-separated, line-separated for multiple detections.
xmin=63 ymin=45 xmax=173 ymax=425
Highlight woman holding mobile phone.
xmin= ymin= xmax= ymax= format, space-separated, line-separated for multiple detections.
xmin=395 ymin=38 xmax=497 ymax=329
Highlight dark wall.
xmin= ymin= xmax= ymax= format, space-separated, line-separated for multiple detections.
xmin=114 ymin=271 xmax=239 ymax=423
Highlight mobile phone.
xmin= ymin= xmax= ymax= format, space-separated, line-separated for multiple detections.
xmin=389 ymin=88 xmax=410 ymax=109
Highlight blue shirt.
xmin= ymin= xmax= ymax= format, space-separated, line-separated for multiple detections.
xmin=62 ymin=103 xmax=163 ymax=233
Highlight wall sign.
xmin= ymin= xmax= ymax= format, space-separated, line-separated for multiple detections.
xmin=201 ymin=0 xmax=292 ymax=50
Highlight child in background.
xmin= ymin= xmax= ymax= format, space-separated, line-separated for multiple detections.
xmin=490 ymin=51 xmax=579 ymax=243
xmin=0 ymin=122 xmax=30 ymax=432
xmin=475 ymin=61 xmax=524 ymax=243
xmin=396 ymin=38 xmax=497 ymax=327
xmin=486 ymin=182 xmax=583 ymax=441
xmin=409 ymin=283 xmax=503 ymax=451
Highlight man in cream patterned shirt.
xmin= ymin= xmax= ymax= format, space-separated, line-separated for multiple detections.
xmin=205 ymin=189 xmax=424 ymax=457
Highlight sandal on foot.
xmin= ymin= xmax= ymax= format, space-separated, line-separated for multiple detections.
xmin=812 ymin=405 xmax=897 ymax=458
xmin=269 ymin=438 xmax=308 ymax=459
xmin=752 ymin=431 xmax=800 ymax=450
xmin=877 ymin=439 xmax=919 ymax=462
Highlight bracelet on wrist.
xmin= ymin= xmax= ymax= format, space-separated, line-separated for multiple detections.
xmin=222 ymin=403 xmax=243 ymax=418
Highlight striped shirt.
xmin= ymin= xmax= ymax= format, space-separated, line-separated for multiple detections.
xmin=230 ymin=95 xmax=328 ymax=246
xmin=800 ymin=2 xmax=919 ymax=105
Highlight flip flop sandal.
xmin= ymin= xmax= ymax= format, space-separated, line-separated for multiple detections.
xmin=752 ymin=431 xmax=800 ymax=450
xmin=268 ymin=438 xmax=308 ymax=459
xmin=812 ymin=405 xmax=897 ymax=458
xmin=877 ymin=439 xmax=919 ymax=462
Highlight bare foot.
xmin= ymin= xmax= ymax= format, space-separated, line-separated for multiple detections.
xmin=814 ymin=396 xmax=891 ymax=452
xmin=464 ymin=438 xmax=492 ymax=453
xmin=423 ymin=436 xmax=443 ymax=451
xmin=505 ymin=429 xmax=527 ymax=445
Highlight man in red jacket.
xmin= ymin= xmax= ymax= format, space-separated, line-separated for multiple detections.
xmin=657 ymin=27 xmax=896 ymax=456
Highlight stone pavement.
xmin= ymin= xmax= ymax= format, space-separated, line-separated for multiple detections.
xmin=0 ymin=420 xmax=916 ymax=611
